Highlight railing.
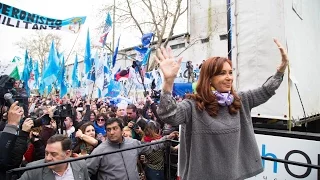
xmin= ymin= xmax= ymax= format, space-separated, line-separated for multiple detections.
xmin=6 ymin=139 xmax=320 ymax=180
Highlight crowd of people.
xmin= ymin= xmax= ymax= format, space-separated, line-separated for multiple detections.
xmin=0 ymin=38 xmax=288 ymax=180
xmin=0 ymin=82 xmax=179 ymax=180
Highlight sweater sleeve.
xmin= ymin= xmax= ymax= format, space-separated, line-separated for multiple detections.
xmin=156 ymin=91 xmax=192 ymax=126
xmin=150 ymin=103 xmax=165 ymax=129
xmin=138 ymin=136 xmax=167 ymax=155
xmin=240 ymin=71 xmax=284 ymax=109
xmin=86 ymin=146 xmax=103 ymax=177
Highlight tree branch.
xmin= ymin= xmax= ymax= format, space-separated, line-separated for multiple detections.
xmin=179 ymin=6 xmax=187 ymax=16
xmin=126 ymin=0 xmax=144 ymax=35
xmin=163 ymin=0 xmax=184 ymax=47
xmin=142 ymin=0 xmax=160 ymax=39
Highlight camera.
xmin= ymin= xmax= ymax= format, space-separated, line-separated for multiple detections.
xmin=29 ymin=104 xmax=73 ymax=128
xmin=151 ymin=89 xmax=161 ymax=102
xmin=29 ymin=114 xmax=52 ymax=127
xmin=150 ymin=79 xmax=161 ymax=102
xmin=53 ymin=104 xmax=73 ymax=119
xmin=0 ymin=75 xmax=29 ymax=118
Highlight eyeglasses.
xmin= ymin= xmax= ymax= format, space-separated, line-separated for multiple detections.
xmin=97 ymin=118 xmax=105 ymax=122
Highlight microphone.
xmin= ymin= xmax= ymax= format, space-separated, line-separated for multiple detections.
xmin=4 ymin=93 xmax=15 ymax=106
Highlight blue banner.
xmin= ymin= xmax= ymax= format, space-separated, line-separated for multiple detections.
xmin=0 ymin=2 xmax=86 ymax=33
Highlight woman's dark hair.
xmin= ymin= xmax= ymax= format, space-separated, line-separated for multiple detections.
xmin=136 ymin=119 xmax=147 ymax=131
xmin=143 ymin=121 xmax=161 ymax=139
xmin=90 ymin=111 xmax=96 ymax=118
xmin=79 ymin=122 xmax=95 ymax=136
xmin=187 ymin=57 xmax=241 ymax=117
xmin=106 ymin=111 xmax=116 ymax=118
xmin=111 ymin=106 xmax=117 ymax=113
xmin=72 ymin=122 xmax=95 ymax=154
xmin=96 ymin=113 xmax=108 ymax=121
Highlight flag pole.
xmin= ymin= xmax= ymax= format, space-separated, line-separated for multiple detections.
xmin=112 ymin=0 xmax=116 ymax=53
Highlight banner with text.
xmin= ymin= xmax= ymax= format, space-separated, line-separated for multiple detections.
xmin=247 ymin=134 xmax=320 ymax=180
xmin=0 ymin=2 xmax=86 ymax=33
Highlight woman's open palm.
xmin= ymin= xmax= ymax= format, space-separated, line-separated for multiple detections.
xmin=273 ymin=38 xmax=289 ymax=72
xmin=155 ymin=47 xmax=183 ymax=82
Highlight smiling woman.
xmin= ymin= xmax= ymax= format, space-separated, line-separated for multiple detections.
xmin=155 ymin=39 xmax=289 ymax=180
xmin=187 ymin=56 xmax=241 ymax=117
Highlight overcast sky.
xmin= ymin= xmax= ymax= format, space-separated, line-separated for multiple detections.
xmin=0 ymin=0 xmax=187 ymax=64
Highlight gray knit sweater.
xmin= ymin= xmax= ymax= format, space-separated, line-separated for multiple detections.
xmin=157 ymin=71 xmax=284 ymax=180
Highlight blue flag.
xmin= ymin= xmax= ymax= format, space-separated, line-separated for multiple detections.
xmin=142 ymin=48 xmax=151 ymax=66
xmin=87 ymin=58 xmax=96 ymax=82
xmin=84 ymin=29 xmax=92 ymax=74
xmin=60 ymin=56 xmax=67 ymax=98
xmin=107 ymin=79 xmax=120 ymax=97
xmin=57 ymin=52 xmax=63 ymax=63
xmin=48 ymin=85 xmax=52 ymax=94
xmin=21 ymin=50 xmax=30 ymax=95
xmin=134 ymin=46 xmax=148 ymax=55
xmin=42 ymin=41 xmax=60 ymax=86
xmin=56 ymin=54 xmax=63 ymax=87
xmin=134 ymin=46 xmax=151 ymax=66
xmin=112 ymin=36 xmax=121 ymax=68
xmin=141 ymin=32 xmax=153 ymax=47
xmin=34 ymin=61 xmax=39 ymax=88
xmin=28 ymin=57 xmax=33 ymax=73
xmin=86 ymin=57 xmax=95 ymax=96
xmin=98 ymin=88 xmax=102 ymax=98
xmin=71 ymin=55 xmax=80 ymax=88
xmin=39 ymin=58 xmax=48 ymax=96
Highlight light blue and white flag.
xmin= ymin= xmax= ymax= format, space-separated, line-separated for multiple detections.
xmin=95 ymin=53 xmax=104 ymax=91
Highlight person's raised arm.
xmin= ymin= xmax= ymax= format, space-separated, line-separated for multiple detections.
xmin=155 ymin=47 xmax=192 ymax=126
xmin=75 ymin=129 xmax=98 ymax=146
xmin=240 ymin=38 xmax=289 ymax=109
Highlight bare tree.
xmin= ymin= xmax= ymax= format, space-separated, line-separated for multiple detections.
xmin=15 ymin=31 xmax=62 ymax=71
xmin=99 ymin=0 xmax=187 ymax=70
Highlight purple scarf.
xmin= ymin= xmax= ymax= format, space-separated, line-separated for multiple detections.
xmin=213 ymin=90 xmax=234 ymax=106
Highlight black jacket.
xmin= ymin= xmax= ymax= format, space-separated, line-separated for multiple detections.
xmin=0 ymin=124 xmax=18 ymax=168
xmin=31 ymin=138 xmax=45 ymax=161
xmin=0 ymin=124 xmax=29 ymax=179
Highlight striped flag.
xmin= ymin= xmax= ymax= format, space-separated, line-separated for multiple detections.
xmin=99 ymin=13 xmax=112 ymax=47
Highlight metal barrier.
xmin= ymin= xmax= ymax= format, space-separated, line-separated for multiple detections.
xmin=6 ymin=139 xmax=320 ymax=180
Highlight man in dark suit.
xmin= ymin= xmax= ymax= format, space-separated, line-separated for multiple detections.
xmin=19 ymin=134 xmax=90 ymax=180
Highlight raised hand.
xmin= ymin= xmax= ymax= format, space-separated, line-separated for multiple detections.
xmin=155 ymin=47 xmax=183 ymax=83
xmin=21 ymin=118 xmax=34 ymax=132
xmin=168 ymin=131 xmax=179 ymax=139
xmin=8 ymin=101 xmax=24 ymax=126
xmin=274 ymin=38 xmax=289 ymax=73
xmin=75 ymin=129 xmax=83 ymax=138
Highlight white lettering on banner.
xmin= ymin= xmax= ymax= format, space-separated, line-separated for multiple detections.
xmin=247 ymin=134 xmax=320 ymax=180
